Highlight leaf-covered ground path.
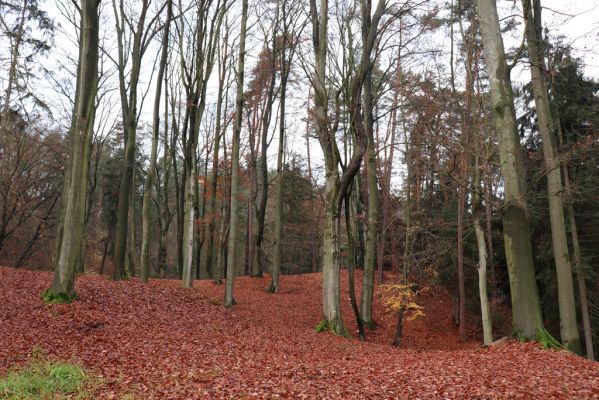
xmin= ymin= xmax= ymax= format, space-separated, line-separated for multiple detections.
xmin=1 ymin=267 xmax=598 ymax=399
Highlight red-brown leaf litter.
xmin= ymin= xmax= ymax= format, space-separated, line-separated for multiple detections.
xmin=1 ymin=266 xmax=598 ymax=399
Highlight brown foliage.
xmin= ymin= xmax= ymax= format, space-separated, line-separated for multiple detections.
xmin=1 ymin=266 xmax=598 ymax=398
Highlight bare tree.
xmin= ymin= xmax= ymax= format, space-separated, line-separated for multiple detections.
xmin=224 ymin=0 xmax=248 ymax=306
xmin=44 ymin=0 xmax=100 ymax=302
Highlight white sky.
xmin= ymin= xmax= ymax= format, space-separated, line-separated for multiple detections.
xmin=21 ymin=0 xmax=599 ymax=188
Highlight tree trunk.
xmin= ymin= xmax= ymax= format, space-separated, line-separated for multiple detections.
xmin=475 ymin=218 xmax=492 ymax=344
xmin=346 ymin=191 xmax=365 ymax=341
xmin=522 ymin=0 xmax=580 ymax=353
xmin=269 ymin=76 xmax=285 ymax=293
xmin=321 ymin=173 xmax=345 ymax=333
xmin=44 ymin=0 xmax=99 ymax=302
xmin=556 ymin=120 xmax=594 ymax=359
xmin=141 ymin=0 xmax=172 ymax=282
xmin=203 ymin=30 xmax=229 ymax=280
xmin=182 ymin=160 xmax=196 ymax=288
xmin=476 ymin=0 xmax=544 ymax=339
xmin=112 ymin=0 xmax=150 ymax=280
xmin=361 ymin=67 xmax=378 ymax=330
xmin=127 ymin=180 xmax=137 ymax=277
xmin=457 ymin=185 xmax=466 ymax=340
xmin=224 ymin=0 xmax=248 ymax=307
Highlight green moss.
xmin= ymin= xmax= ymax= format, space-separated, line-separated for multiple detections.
xmin=0 ymin=360 xmax=88 ymax=399
xmin=314 ymin=318 xmax=350 ymax=337
xmin=535 ymin=328 xmax=563 ymax=350
xmin=515 ymin=328 xmax=563 ymax=350
xmin=41 ymin=290 xmax=77 ymax=304
xmin=315 ymin=319 xmax=330 ymax=333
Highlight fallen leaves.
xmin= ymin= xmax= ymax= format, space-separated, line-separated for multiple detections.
xmin=0 ymin=266 xmax=598 ymax=399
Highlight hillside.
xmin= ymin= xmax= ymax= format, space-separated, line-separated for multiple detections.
xmin=1 ymin=267 xmax=597 ymax=399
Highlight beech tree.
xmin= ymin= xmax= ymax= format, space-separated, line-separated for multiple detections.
xmin=140 ymin=0 xmax=173 ymax=283
xmin=224 ymin=0 xmax=248 ymax=307
xmin=44 ymin=0 xmax=100 ymax=302
xmin=521 ymin=0 xmax=580 ymax=353
xmin=475 ymin=0 xmax=544 ymax=339
xmin=112 ymin=0 xmax=166 ymax=280
xmin=309 ymin=0 xmax=386 ymax=335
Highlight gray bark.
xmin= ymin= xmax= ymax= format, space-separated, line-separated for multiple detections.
xmin=224 ymin=0 xmax=248 ymax=307
xmin=360 ymin=50 xmax=379 ymax=330
xmin=141 ymin=0 xmax=172 ymax=283
xmin=45 ymin=0 xmax=99 ymax=301
xmin=522 ymin=0 xmax=580 ymax=353
xmin=476 ymin=0 xmax=544 ymax=338
xmin=112 ymin=0 xmax=153 ymax=280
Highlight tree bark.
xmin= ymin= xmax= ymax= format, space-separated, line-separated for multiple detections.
xmin=203 ymin=28 xmax=229 ymax=280
xmin=112 ymin=0 xmax=151 ymax=280
xmin=141 ymin=0 xmax=172 ymax=283
xmin=476 ymin=0 xmax=544 ymax=339
xmin=224 ymin=0 xmax=248 ymax=307
xmin=556 ymin=119 xmax=594 ymax=359
xmin=522 ymin=0 xmax=580 ymax=353
xmin=45 ymin=0 xmax=99 ymax=301
xmin=361 ymin=57 xmax=379 ymax=330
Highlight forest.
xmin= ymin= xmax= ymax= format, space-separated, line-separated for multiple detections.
xmin=1 ymin=0 xmax=599 ymax=398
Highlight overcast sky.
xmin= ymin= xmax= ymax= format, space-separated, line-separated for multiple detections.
xmin=31 ymin=0 xmax=599 ymax=187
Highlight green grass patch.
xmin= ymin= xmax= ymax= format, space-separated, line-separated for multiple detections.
xmin=0 ymin=360 xmax=89 ymax=399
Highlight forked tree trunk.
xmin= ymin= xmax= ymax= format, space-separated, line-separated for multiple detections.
xmin=181 ymin=2 xmax=226 ymax=288
xmin=45 ymin=0 xmax=99 ymax=302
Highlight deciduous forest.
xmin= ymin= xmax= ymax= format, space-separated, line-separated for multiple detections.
xmin=1 ymin=0 xmax=598 ymax=398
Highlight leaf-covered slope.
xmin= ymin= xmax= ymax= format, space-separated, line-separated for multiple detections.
xmin=1 ymin=267 xmax=597 ymax=399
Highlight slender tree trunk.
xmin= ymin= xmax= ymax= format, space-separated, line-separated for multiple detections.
xmin=127 ymin=180 xmax=137 ymax=277
xmin=45 ymin=0 xmax=99 ymax=301
xmin=472 ymin=113 xmax=493 ymax=344
xmin=457 ymin=186 xmax=466 ymax=339
xmin=564 ymin=173 xmax=594 ymax=359
xmin=476 ymin=0 xmax=544 ymax=339
xmin=522 ymin=0 xmax=580 ymax=352
xmin=556 ymin=119 xmax=594 ymax=359
xmin=269 ymin=79 xmax=285 ymax=293
xmin=346 ymin=191 xmax=365 ymax=340
xmin=361 ymin=66 xmax=379 ymax=330
xmin=182 ymin=159 xmax=196 ymax=288
xmin=224 ymin=0 xmax=248 ymax=307
xmin=158 ymin=59 xmax=172 ymax=279
xmin=112 ymin=0 xmax=150 ymax=280
xmin=474 ymin=218 xmax=492 ymax=344
xmin=204 ymin=31 xmax=229 ymax=280
xmin=1 ymin=0 xmax=27 ymax=125
xmin=141 ymin=1 xmax=172 ymax=282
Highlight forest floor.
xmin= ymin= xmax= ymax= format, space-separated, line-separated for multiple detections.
xmin=1 ymin=266 xmax=598 ymax=399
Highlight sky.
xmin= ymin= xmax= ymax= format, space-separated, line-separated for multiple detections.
xmin=10 ymin=0 xmax=599 ymax=188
